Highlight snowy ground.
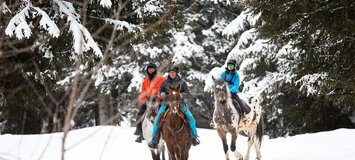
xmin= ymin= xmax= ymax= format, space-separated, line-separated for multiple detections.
xmin=0 ymin=126 xmax=354 ymax=160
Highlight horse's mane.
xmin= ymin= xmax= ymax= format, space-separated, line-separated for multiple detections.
xmin=213 ymin=78 xmax=233 ymax=107
xmin=213 ymin=78 xmax=238 ymax=119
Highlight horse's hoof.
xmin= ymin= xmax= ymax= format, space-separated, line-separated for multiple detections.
xmin=230 ymin=145 xmax=236 ymax=151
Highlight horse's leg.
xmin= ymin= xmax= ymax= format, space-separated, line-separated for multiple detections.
xmin=244 ymin=135 xmax=254 ymax=160
xmin=230 ymin=129 xmax=237 ymax=152
xmin=231 ymin=129 xmax=243 ymax=160
xmin=217 ymin=128 xmax=229 ymax=160
xmin=150 ymin=150 xmax=158 ymax=160
xmin=253 ymin=136 xmax=262 ymax=160
xmin=162 ymin=145 xmax=166 ymax=160
xmin=181 ymin=150 xmax=189 ymax=160
xmin=167 ymin=145 xmax=176 ymax=160
xmin=158 ymin=144 xmax=166 ymax=160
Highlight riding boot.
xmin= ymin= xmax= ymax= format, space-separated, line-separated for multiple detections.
xmin=135 ymin=134 xmax=145 ymax=143
xmin=192 ymin=137 xmax=200 ymax=146
xmin=134 ymin=121 xmax=143 ymax=136
xmin=187 ymin=126 xmax=200 ymax=146
xmin=148 ymin=127 xmax=161 ymax=148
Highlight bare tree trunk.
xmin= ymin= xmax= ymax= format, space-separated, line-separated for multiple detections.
xmin=98 ymin=94 xmax=114 ymax=125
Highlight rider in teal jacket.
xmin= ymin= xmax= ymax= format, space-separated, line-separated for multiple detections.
xmin=220 ymin=59 xmax=250 ymax=114
xmin=148 ymin=65 xmax=200 ymax=148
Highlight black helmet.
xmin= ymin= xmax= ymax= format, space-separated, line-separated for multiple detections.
xmin=168 ymin=65 xmax=179 ymax=73
xmin=226 ymin=59 xmax=236 ymax=66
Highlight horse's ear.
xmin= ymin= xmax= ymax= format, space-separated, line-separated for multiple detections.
xmin=168 ymin=84 xmax=173 ymax=91
xmin=175 ymin=84 xmax=181 ymax=91
xmin=212 ymin=75 xmax=216 ymax=82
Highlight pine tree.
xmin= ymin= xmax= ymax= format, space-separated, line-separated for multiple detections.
xmin=240 ymin=0 xmax=355 ymax=137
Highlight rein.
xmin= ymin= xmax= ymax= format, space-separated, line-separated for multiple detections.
xmin=164 ymin=107 xmax=186 ymax=137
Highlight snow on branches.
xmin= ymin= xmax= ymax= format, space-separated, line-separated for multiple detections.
xmin=5 ymin=0 xmax=102 ymax=57
xmin=1 ymin=2 xmax=11 ymax=14
xmin=98 ymin=0 xmax=112 ymax=8
xmin=5 ymin=6 xmax=32 ymax=39
xmin=296 ymin=73 xmax=328 ymax=96
xmin=105 ymin=18 xmax=142 ymax=32
xmin=55 ymin=0 xmax=102 ymax=57
xmin=5 ymin=2 xmax=60 ymax=39
xmin=198 ymin=0 xmax=245 ymax=5
xmin=222 ymin=9 xmax=260 ymax=39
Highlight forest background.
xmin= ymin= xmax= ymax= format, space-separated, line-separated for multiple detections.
xmin=0 ymin=0 xmax=354 ymax=138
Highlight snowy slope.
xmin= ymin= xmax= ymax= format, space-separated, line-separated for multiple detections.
xmin=0 ymin=126 xmax=354 ymax=160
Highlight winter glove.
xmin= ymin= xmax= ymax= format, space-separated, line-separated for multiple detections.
xmin=160 ymin=92 xmax=167 ymax=99
xmin=180 ymin=93 xmax=184 ymax=99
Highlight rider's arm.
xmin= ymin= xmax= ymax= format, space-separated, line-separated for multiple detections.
xmin=139 ymin=80 xmax=147 ymax=105
xmin=158 ymin=80 xmax=168 ymax=98
xmin=219 ymin=71 xmax=225 ymax=79
xmin=180 ymin=81 xmax=190 ymax=99
xmin=229 ymin=72 xmax=240 ymax=93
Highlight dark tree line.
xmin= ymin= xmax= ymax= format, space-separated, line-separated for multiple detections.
xmin=0 ymin=0 xmax=354 ymax=138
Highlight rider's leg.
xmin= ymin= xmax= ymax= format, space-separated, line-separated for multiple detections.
xmin=181 ymin=103 xmax=200 ymax=146
xmin=134 ymin=104 xmax=147 ymax=136
xmin=148 ymin=104 xmax=167 ymax=148
xmin=231 ymin=92 xmax=250 ymax=114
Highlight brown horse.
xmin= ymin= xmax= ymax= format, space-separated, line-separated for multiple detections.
xmin=212 ymin=76 xmax=264 ymax=160
xmin=161 ymin=84 xmax=191 ymax=160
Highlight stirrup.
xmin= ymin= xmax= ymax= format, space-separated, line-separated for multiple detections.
xmin=149 ymin=131 xmax=160 ymax=148
xmin=148 ymin=140 xmax=158 ymax=148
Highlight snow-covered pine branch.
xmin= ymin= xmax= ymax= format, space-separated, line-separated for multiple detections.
xmin=198 ymin=0 xmax=246 ymax=5
xmin=5 ymin=3 xmax=60 ymax=39
xmin=5 ymin=6 xmax=32 ymax=39
xmin=32 ymin=7 xmax=60 ymax=38
xmin=105 ymin=18 xmax=141 ymax=32
xmin=98 ymin=0 xmax=112 ymax=8
xmin=296 ymin=73 xmax=328 ymax=96
xmin=222 ymin=9 xmax=260 ymax=39
xmin=55 ymin=0 xmax=102 ymax=57
xmin=1 ymin=2 xmax=11 ymax=14
xmin=133 ymin=0 xmax=164 ymax=18
xmin=171 ymin=31 xmax=204 ymax=65
xmin=142 ymin=0 xmax=164 ymax=16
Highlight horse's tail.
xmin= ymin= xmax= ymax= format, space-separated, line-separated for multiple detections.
xmin=256 ymin=115 xmax=264 ymax=147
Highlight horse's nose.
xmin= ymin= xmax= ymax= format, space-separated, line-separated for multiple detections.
xmin=219 ymin=98 xmax=227 ymax=104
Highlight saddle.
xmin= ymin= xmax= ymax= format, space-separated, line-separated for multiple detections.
xmin=158 ymin=106 xmax=188 ymax=127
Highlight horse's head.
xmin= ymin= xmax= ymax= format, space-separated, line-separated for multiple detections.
xmin=146 ymin=96 xmax=158 ymax=109
xmin=145 ymin=96 xmax=159 ymax=118
xmin=212 ymin=76 xmax=229 ymax=104
xmin=168 ymin=84 xmax=182 ymax=114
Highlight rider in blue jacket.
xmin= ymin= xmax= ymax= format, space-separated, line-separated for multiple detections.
xmin=148 ymin=65 xmax=200 ymax=148
xmin=220 ymin=59 xmax=250 ymax=115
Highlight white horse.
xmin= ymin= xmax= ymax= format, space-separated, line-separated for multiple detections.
xmin=142 ymin=96 xmax=166 ymax=160
xmin=211 ymin=76 xmax=264 ymax=160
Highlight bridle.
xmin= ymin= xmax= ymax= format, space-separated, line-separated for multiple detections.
xmin=214 ymin=82 xmax=228 ymax=105
xmin=168 ymin=91 xmax=182 ymax=114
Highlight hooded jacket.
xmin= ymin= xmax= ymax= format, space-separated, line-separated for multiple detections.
xmin=220 ymin=70 xmax=240 ymax=94
xmin=139 ymin=72 xmax=165 ymax=104
xmin=159 ymin=75 xmax=190 ymax=102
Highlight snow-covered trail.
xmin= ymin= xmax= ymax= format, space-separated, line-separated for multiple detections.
xmin=0 ymin=126 xmax=354 ymax=160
